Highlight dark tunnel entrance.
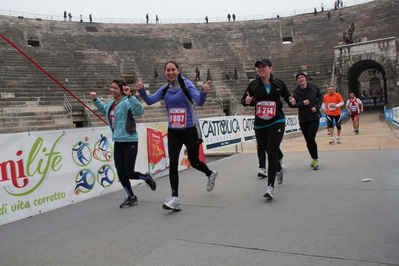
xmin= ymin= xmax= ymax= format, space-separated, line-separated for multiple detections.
xmin=347 ymin=59 xmax=387 ymax=105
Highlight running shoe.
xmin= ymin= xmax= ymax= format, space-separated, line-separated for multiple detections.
xmin=206 ymin=171 xmax=218 ymax=191
xmin=162 ymin=196 xmax=181 ymax=211
xmin=119 ymin=196 xmax=138 ymax=208
xmin=258 ymin=168 xmax=267 ymax=178
xmin=336 ymin=137 xmax=341 ymax=144
xmin=276 ymin=165 xmax=286 ymax=185
xmin=263 ymin=186 xmax=274 ymax=199
xmin=145 ymin=172 xmax=157 ymax=191
xmin=311 ymin=159 xmax=320 ymax=170
xmin=329 ymin=138 xmax=334 ymax=144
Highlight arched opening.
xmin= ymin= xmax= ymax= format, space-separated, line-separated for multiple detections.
xmin=347 ymin=59 xmax=387 ymax=105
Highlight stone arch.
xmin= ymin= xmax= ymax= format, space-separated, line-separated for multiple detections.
xmin=338 ymin=53 xmax=397 ymax=104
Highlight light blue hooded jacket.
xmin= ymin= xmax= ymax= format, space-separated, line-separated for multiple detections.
xmin=93 ymin=96 xmax=144 ymax=142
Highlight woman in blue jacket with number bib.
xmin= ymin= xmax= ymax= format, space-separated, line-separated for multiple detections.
xmin=241 ymin=59 xmax=291 ymax=200
xmin=137 ymin=61 xmax=218 ymax=211
xmin=90 ymin=79 xmax=156 ymax=209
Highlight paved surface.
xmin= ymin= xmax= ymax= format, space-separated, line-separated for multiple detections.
xmin=1 ymin=106 xmax=399 ymax=266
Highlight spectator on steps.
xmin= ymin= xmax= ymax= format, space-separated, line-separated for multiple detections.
xmin=195 ymin=67 xmax=201 ymax=81
xmin=80 ymin=14 xmax=83 ymax=23
xmin=154 ymin=68 xmax=159 ymax=82
xmin=63 ymin=11 xmax=67 ymax=21
xmin=68 ymin=12 xmax=72 ymax=21
xmin=205 ymin=16 xmax=208 ymax=23
xmin=227 ymin=13 xmax=231 ymax=21
xmin=225 ymin=68 xmax=231 ymax=80
xmin=146 ymin=13 xmax=149 ymax=24
xmin=327 ymin=11 xmax=331 ymax=20
xmin=233 ymin=67 xmax=238 ymax=79
xmin=156 ymin=15 xmax=159 ymax=24
xmin=89 ymin=14 xmax=92 ymax=23
xmin=314 ymin=8 xmax=318 ymax=15
xmin=232 ymin=14 xmax=236 ymax=21
xmin=321 ymin=3 xmax=324 ymax=11
xmin=206 ymin=68 xmax=212 ymax=81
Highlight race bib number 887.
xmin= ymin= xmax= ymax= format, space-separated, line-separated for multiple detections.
xmin=169 ymin=108 xmax=187 ymax=128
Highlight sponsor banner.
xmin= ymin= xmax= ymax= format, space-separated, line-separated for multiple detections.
xmin=199 ymin=115 xmax=302 ymax=151
xmin=386 ymin=106 xmax=399 ymax=126
xmin=200 ymin=116 xmax=244 ymax=151
xmin=146 ymin=127 xmax=166 ymax=173
xmin=0 ymin=112 xmax=351 ymax=225
xmin=0 ymin=128 xmax=122 ymax=226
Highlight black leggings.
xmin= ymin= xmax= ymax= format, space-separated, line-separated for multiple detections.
xmin=256 ymin=139 xmax=284 ymax=169
xmin=299 ymin=119 xmax=319 ymax=160
xmin=113 ymin=141 xmax=146 ymax=198
xmin=168 ymin=127 xmax=213 ymax=197
xmin=255 ymin=122 xmax=285 ymax=187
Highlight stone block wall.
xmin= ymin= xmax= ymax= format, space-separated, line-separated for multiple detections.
xmin=0 ymin=0 xmax=398 ymax=133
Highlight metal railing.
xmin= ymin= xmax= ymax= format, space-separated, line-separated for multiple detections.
xmin=0 ymin=0 xmax=375 ymax=24
xmin=82 ymin=94 xmax=93 ymax=127
xmin=63 ymin=94 xmax=72 ymax=119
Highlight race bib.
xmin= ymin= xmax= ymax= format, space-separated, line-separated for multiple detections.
xmin=350 ymin=106 xmax=357 ymax=112
xmin=169 ymin=108 xmax=187 ymax=128
xmin=256 ymin=101 xmax=276 ymax=120
xmin=328 ymin=103 xmax=336 ymax=111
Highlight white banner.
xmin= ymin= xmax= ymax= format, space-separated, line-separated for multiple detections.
xmin=0 ymin=115 xmax=303 ymax=225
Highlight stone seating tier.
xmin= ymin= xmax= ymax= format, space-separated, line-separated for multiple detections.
xmin=0 ymin=0 xmax=398 ymax=133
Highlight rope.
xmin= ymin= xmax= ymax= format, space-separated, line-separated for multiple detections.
xmin=0 ymin=34 xmax=108 ymax=125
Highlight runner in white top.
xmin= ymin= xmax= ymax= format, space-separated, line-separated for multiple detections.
xmin=346 ymin=92 xmax=364 ymax=134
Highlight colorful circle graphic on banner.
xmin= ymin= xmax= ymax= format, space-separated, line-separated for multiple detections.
xmin=96 ymin=165 xmax=116 ymax=188
xmin=92 ymin=138 xmax=113 ymax=162
xmin=74 ymin=169 xmax=95 ymax=194
xmin=71 ymin=141 xmax=92 ymax=167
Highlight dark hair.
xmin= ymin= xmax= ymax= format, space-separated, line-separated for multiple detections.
xmin=164 ymin=61 xmax=179 ymax=70
xmin=111 ymin=79 xmax=127 ymax=93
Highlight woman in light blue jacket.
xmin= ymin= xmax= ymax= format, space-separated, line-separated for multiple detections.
xmin=90 ymin=80 xmax=157 ymax=208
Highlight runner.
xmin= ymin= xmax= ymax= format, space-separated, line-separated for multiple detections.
xmin=346 ymin=92 xmax=364 ymax=134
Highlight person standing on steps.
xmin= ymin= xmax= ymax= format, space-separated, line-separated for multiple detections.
xmin=241 ymin=59 xmax=291 ymax=200
xmin=206 ymin=68 xmax=212 ymax=81
xmin=90 ymin=80 xmax=156 ymax=208
xmin=289 ymin=72 xmax=323 ymax=170
xmin=154 ymin=68 xmax=159 ymax=82
xmin=137 ymin=61 xmax=218 ymax=211
xmin=323 ymin=86 xmax=344 ymax=144
xmin=233 ymin=67 xmax=238 ymax=79
xmin=195 ymin=67 xmax=201 ymax=81
xmin=346 ymin=92 xmax=363 ymax=134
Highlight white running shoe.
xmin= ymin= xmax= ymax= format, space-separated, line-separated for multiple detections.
xmin=329 ymin=138 xmax=335 ymax=144
xmin=206 ymin=171 xmax=218 ymax=191
xmin=276 ymin=165 xmax=286 ymax=185
xmin=263 ymin=186 xmax=274 ymax=199
xmin=258 ymin=168 xmax=267 ymax=178
xmin=337 ymin=137 xmax=341 ymax=144
xmin=163 ymin=196 xmax=181 ymax=211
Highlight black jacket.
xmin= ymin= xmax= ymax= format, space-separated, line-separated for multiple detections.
xmin=241 ymin=76 xmax=291 ymax=128
xmin=290 ymin=83 xmax=323 ymax=122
